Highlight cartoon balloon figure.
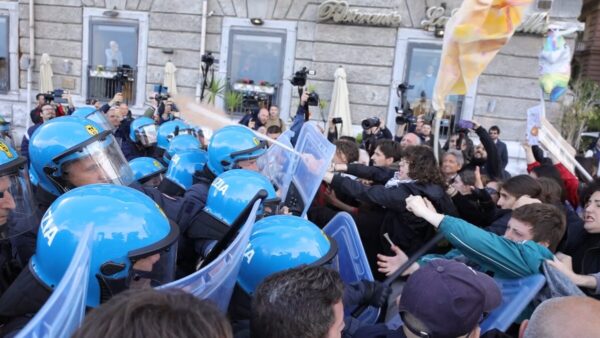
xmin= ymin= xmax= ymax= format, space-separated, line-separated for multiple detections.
xmin=539 ymin=25 xmax=577 ymax=102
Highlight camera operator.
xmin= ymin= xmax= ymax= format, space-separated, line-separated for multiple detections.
xmin=100 ymin=92 xmax=124 ymax=114
xmin=245 ymin=108 xmax=269 ymax=131
xmin=156 ymin=99 xmax=178 ymax=125
xmin=30 ymin=92 xmax=71 ymax=124
xmin=360 ymin=117 xmax=392 ymax=156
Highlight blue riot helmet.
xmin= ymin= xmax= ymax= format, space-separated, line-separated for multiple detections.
xmin=129 ymin=117 xmax=158 ymax=147
xmin=156 ymin=120 xmax=196 ymax=150
xmin=28 ymin=116 xmax=134 ymax=196
xmin=71 ymin=106 xmax=112 ymax=132
xmin=237 ymin=215 xmax=338 ymax=294
xmin=0 ymin=117 xmax=14 ymax=149
xmin=163 ymin=134 xmax=201 ymax=164
xmin=129 ymin=157 xmax=166 ymax=188
xmin=204 ymin=169 xmax=279 ymax=225
xmin=0 ymin=139 xmax=40 ymax=241
xmin=30 ymin=184 xmax=179 ymax=307
xmin=159 ymin=149 xmax=208 ymax=197
xmin=206 ymin=125 xmax=267 ymax=176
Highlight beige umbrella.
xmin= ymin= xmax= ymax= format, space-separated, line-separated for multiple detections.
xmin=163 ymin=61 xmax=178 ymax=95
xmin=39 ymin=53 xmax=53 ymax=93
xmin=325 ymin=66 xmax=353 ymax=137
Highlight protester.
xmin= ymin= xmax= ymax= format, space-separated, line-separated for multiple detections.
xmin=546 ymin=179 xmax=600 ymax=298
xmin=20 ymin=103 xmax=55 ymax=161
xmin=264 ymin=104 xmax=286 ymax=131
xmin=324 ymin=145 xmax=457 ymax=259
xmin=377 ymin=198 xmax=566 ymax=279
xmin=489 ymin=125 xmax=508 ymax=170
xmin=73 ymin=289 xmax=233 ymax=338
xmin=371 ymin=139 xmax=401 ymax=168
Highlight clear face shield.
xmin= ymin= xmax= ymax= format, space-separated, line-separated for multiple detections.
xmin=166 ymin=127 xmax=196 ymax=144
xmin=53 ymin=131 xmax=134 ymax=191
xmin=86 ymin=111 xmax=113 ymax=133
xmin=135 ymin=124 xmax=158 ymax=147
xmin=0 ymin=157 xmax=40 ymax=240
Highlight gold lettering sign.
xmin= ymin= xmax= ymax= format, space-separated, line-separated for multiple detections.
xmin=318 ymin=0 xmax=402 ymax=27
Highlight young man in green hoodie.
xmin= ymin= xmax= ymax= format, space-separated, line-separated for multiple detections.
xmin=378 ymin=196 xmax=566 ymax=279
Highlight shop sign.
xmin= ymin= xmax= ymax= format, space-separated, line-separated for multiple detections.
xmin=318 ymin=0 xmax=402 ymax=27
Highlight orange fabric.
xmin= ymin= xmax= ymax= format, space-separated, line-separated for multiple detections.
xmin=433 ymin=0 xmax=534 ymax=116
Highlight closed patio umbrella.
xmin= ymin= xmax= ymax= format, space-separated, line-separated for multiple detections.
xmin=39 ymin=53 xmax=53 ymax=94
xmin=326 ymin=66 xmax=353 ymax=137
xmin=163 ymin=61 xmax=178 ymax=95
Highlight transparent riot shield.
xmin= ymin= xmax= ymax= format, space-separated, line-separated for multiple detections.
xmin=257 ymin=135 xmax=299 ymax=202
xmin=323 ymin=212 xmax=380 ymax=324
xmin=284 ymin=123 xmax=335 ymax=217
xmin=158 ymin=200 xmax=260 ymax=312
xmin=16 ymin=226 xmax=93 ymax=338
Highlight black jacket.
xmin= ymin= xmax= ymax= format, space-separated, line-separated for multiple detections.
xmin=495 ymin=139 xmax=508 ymax=169
xmin=330 ymin=175 xmax=457 ymax=256
xmin=462 ymin=126 xmax=504 ymax=181
xmin=346 ymin=164 xmax=395 ymax=186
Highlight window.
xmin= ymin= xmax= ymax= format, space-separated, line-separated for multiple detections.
xmin=82 ymin=8 xmax=148 ymax=107
xmin=226 ymin=29 xmax=286 ymax=112
xmin=388 ymin=29 xmax=475 ymax=136
xmin=404 ymin=44 xmax=463 ymax=118
xmin=90 ymin=21 xmax=138 ymax=69
xmin=219 ymin=18 xmax=297 ymax=120
xmin=0 ymin=15 xmax=9 ymax=93
xmin=228 ymin=30 xmax=285 ymax=86
xmin=87 ymin=20 xmax=139 ymax=104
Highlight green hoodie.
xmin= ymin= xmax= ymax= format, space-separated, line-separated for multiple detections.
xmin=419 ymin=216 xmax=554 ymax=279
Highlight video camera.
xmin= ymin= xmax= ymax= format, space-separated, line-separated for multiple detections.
xmin=361 ymin=117 xmax=381 ymax=130
xmin=290 ymin=67 xmax=319 ymax=106
xmin=202 ymin=52 xmax=215 ymax=67
xmin=44 ymin=89 xmax=68 ymax=104
xmin=395 ymin=82 xmax=416 ymax=126
xmin=150 ymin=84 xmax=170 ymax=102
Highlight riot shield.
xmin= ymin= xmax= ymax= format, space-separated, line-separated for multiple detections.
xmin=257 ymin=134 xmax=298 ymax=202
xmin=158 ymin=200 xmax=260 ymax=312
xmin=323 ymin=212 xmax=380 ymax=324
xmin=16 ymin=226 xmax=93 ymax=338
xmin=284 ymin=123 xmax=335 ymax=217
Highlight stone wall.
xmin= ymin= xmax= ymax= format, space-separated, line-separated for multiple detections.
xmin=0 ymin=0 xmax=585 ymax=163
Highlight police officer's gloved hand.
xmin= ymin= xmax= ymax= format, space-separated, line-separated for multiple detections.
xmin=362 ymin=280 xmax=391 ymax=307
xmin=344 ymin=280 xmax=390 ymax=308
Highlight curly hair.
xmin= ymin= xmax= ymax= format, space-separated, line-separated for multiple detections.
xmin=403 ymin=145 xmax=445 ymax=186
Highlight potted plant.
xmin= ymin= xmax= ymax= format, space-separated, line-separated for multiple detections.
xmin=205 ymin=78 xmax=226 ymax=105
xmin=224 ymin=90 xmax=244 ymax=114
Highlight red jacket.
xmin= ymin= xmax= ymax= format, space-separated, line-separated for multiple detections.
xmin=527 ymin=161 xmax=579 ymax=207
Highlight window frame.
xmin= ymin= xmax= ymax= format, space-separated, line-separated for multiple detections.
xmin=387 ymin=28 xmax=477 ymax=133
xmin=219 ymin=18 xmax=297 ymax=121
xmin=82 ymin=8 xmax=148 ymax=107
xmin=0 ymin=2 xmax=18 ymax=96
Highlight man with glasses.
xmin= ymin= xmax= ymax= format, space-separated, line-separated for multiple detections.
xmin=21 ymin=104 xmax=56 ymax=162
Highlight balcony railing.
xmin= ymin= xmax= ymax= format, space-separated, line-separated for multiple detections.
xmin=87 ymin=65 xmax=136 ymax=104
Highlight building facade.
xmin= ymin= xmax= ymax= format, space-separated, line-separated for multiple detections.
xmin=0 ymin=0 xmax=583 ymax=173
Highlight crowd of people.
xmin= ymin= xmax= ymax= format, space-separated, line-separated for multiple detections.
xmin=0 ymin=88 xmax=598 ymax=338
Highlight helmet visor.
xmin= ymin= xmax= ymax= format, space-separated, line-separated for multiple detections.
xmin=59 ymin=134 xmax=134 ymax=188
xmin=87 ymin=111 xmax=113 ymax=132
xmin=166 ymin=127 xmax=196 ymax=143
xmin=128 ymin=221 xmax=179 ymax=288
xmin=136 ymin=124 xmax=158 ymax=147
xmin=0 ymin=162 xmax=40 ymax=240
